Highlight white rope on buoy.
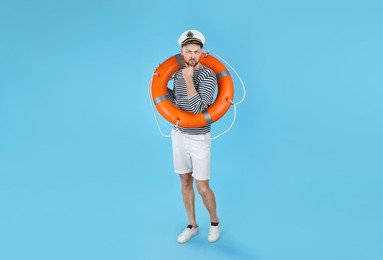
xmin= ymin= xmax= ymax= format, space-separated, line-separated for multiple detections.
xmin=209 ymin=50 xmax=246 ymax=106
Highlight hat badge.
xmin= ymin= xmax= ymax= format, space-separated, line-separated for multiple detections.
xmin=186 ymin=31 xmax=194 ymax=38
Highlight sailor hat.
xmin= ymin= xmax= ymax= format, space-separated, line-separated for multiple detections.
xmin=178 ymin=29 xmax=205 ymax=47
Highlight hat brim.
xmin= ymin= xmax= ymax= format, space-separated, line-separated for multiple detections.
xmin=181 ymin=38 xmax=203 ymax=47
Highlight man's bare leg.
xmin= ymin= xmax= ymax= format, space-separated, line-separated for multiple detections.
xmin=179 ymin=173 xmax=197 ymax=227
xmin=195 ymin=180 xmax=219 ymax=223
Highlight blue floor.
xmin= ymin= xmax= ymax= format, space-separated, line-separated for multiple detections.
xmin=1 ymin=135 xmax=382 ymax=259
xmin=1 ymin=0 xmax=383 ymax=259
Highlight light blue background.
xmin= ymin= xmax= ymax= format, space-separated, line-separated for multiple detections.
xmin=1 ymin=0 xmax=382 ymax=259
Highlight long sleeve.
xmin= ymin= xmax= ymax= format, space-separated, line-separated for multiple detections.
xmin=170 ymin=66 xmax=216 ymax=134
xmin=167 ymin=87 xmax=176 ymax=105
xmin=187 ymin=73 xmax=216 ymax=114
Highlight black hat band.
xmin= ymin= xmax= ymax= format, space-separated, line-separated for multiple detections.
xmin=181 ymin=38 xmax=203 ymax=47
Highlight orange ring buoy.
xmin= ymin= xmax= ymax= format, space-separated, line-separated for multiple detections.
xmin=151 ymin=53 xmax=234 ymax=128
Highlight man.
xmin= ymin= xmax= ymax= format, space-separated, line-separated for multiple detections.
xmin=167 ymin=29 xmax=220 ymax=243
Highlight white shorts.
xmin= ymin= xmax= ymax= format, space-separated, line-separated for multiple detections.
xmin=171 ymin=129 xmax=211 ymax=180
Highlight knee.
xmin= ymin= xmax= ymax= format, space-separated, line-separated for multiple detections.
xmin=180 ymin=175 xmax=193 ymax=190
xmin=182 ymin=181 xmax=193 ymax=190
xmin=197 ymin=186 xmax=210 ymax=198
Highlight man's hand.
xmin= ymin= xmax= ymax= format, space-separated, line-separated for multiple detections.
xmin=182 ymin=65 xmax=197 ymax=98
xmin=182 ymin=65 xmax=194 ymax=82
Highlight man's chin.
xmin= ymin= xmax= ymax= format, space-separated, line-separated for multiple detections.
xmin=187 ymin=59 xmax=199 ymax=66
xmin=188 ymin=62 xmax=199 ymax=67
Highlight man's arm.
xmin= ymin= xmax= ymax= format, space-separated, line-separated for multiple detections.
xmin=167 ymin=87 xmax=176 ymax=104
xmin=182 ymin=66 xmax=216 ymax=114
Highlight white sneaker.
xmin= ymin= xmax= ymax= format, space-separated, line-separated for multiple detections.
xmin=177 ymin=225 xmax=199 ymax=243
xmin=208 ymin=223 xmax=220 ymax=242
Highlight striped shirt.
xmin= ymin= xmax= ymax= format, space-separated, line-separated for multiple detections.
xmin=167 ymin=65 xmax=217 ymax=135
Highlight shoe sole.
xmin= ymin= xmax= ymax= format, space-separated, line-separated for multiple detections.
xmin=208 ymin=236 xmax=220 ymax=243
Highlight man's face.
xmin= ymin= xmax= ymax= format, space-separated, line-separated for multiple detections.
xmin=181 ymin=44 xmax=202 ymax=67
